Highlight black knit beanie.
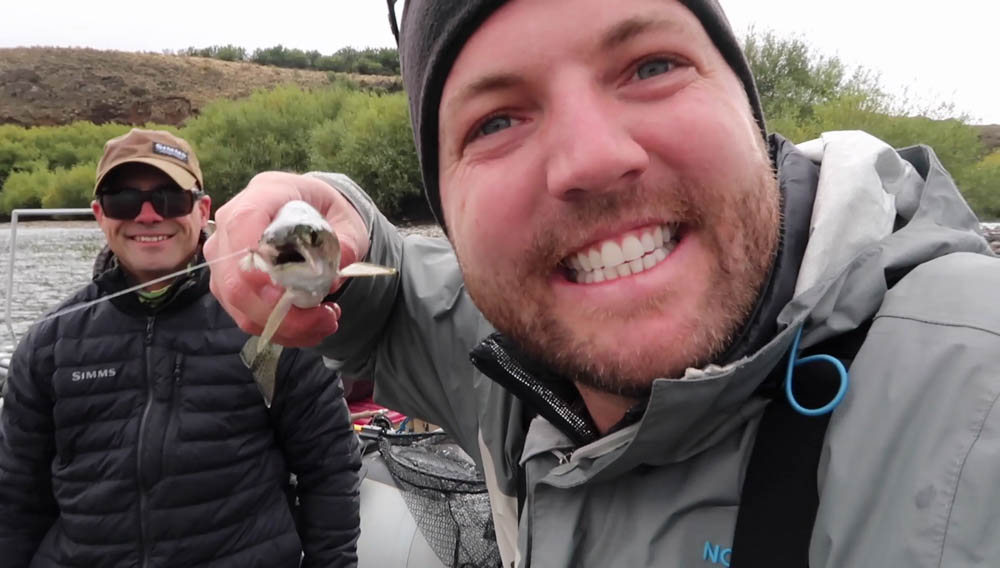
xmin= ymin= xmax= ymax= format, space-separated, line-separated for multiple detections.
xmin=395 ymin=0 xmax=766 ymax=228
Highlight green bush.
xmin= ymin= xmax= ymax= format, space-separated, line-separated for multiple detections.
xmin=309 ymin=91 xmax=422 ymax=216
xmin=956 ymin=152 xmax=1000 ymax=220
xmin=1 ymin=161 xmax=97 ymax=214
xmin=181 ymin=44 xmax=247 ymax=61
xmin=0 ymin=122 xmax=135 ymax=187
xmin=251 ymin=45 xmax=312 ymax=69
xmin=779 ymin=94 xmax=986 ymax=174
xmin=741 ymin=29 xmax=991 ymax=214
xmin=179 ymin=85 xmax=351 ymax=203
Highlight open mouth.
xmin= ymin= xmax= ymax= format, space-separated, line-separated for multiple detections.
xmin=562 ymin=223 xmax=682 ymax=284
xmin=274 ymin=244 xmax=306 ymax=265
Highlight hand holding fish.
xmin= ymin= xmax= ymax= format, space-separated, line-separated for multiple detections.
xmin=204 ymin=172 xmax=373 ymax=347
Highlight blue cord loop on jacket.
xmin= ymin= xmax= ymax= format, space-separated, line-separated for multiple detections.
xmin=784 ymin=326 xmax=849 ymax=416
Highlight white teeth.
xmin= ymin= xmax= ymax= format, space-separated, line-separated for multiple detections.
xmin=135 ymin=235 xmax=167 ymax=242
xmin=588 ymin=249 xmax=603 ymax=270
xmin=565 ymin=224 xmax=680 ymax=284
xmin=621 ymin=235 xmax=644 ymax=261
xmin=600 ymin=241 xmax=625 ymax=269
xmin=640 ymin=232 xmax=655 ymax=253
xmin=663 ymin=223 xmax=677 ymax=243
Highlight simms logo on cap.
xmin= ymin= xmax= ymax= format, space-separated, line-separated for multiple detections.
xmin=152 ymin=142 xmax=189 ymax=163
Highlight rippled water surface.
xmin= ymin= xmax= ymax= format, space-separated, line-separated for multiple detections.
xmin=0 ymin=221 xmax=443 ymax=355
xmin=0 ymin=222 xmax=106 ymax=353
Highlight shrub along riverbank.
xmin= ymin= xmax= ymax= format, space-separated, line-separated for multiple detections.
xmin=0 ymin=83 xmax=425 ymax=220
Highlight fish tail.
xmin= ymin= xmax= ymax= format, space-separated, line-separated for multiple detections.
xmin=240 ymin=336 xmax=283 ymax=408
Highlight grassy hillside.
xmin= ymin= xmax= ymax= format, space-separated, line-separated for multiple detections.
xmin=0 ymin=47 xmax=400 ymax=127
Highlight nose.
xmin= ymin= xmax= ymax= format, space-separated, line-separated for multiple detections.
xmin=544 ymin=83 xmax=649 ymax=200
xmin=133 ymin=200 xmax=164 ymax=224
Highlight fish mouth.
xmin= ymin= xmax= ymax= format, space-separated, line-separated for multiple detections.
xmin=274 ymin=244 xmax=306 ymax=265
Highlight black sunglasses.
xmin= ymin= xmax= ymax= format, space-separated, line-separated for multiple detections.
xmin=98 ymin=185 xmax=204 ymax=220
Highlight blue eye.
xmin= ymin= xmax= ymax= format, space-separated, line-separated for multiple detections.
xmin=635 ymin=59 xmax=673 ymax=80
xmin=478 ymin=115 xmax=513 ymax=137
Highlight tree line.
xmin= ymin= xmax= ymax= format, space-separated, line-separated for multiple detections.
xmin=1 ymin=31 xmax=998 ymax=219
xmin=172 ymin=44 xmax=400 ymax=76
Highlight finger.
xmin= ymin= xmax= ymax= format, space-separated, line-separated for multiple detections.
xmin=213 ymin=262 xmax=281 ymax=331
xmin=206 ymin=207 xmax=271 ymax=265
xmin=323 ymin=301 xmax=342 ymax=321
xmin=268 ymin=305 xmax=340 ymax=347
xmin=217 ymin=266 xmax=340 ymax=346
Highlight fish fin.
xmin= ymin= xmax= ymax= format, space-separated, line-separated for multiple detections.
xmin=339 ymin=262 xmax=398 ymax=278
xmin=241 ymin=337 xmax=284 ymax=408
xmin=258 ymin=291 xmax=296 ymax=355
xmin=240 ymin=250 xmax=269 ymax=273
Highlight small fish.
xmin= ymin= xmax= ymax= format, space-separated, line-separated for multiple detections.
xmin=239 ymin=200 xmax=396 ymax=406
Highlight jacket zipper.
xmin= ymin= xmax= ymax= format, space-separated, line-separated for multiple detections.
xmin=470 ymin=335 xmax=598 ymax=445
xmin=136 ymin=316 xmax=155 ymax=568
xmin=164 ymin=354 xmax=183 ymax=476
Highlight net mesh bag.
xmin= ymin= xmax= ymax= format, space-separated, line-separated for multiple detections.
xmin=378 ymin=432 xmax=502 ymax=568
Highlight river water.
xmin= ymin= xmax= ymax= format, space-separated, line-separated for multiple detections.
xmin=0 ymin=221 xmax=443 ymax=355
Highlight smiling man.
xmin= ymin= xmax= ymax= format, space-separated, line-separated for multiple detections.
xmin=91 ymin=131 xmax=212 ymax=291
xmin=0 ymin=129 xmax=362 ymax=568
xmin=205 ymin=1 xmax=1000 ymax=566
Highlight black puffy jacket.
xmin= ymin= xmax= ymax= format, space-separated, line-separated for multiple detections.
xmin=0 ymin=251 xmax=361 ymax=567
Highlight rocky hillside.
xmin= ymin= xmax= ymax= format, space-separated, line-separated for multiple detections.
xmin=0 ymin=47 xmax=400 ymax=127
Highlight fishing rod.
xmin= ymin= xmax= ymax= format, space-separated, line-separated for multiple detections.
xmin=28 ymin=247 xmax=251 ymax=327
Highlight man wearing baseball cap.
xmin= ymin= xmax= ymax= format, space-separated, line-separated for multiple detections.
xmin=207 ymin=1 xmax=1000 ymax=566
xmin=0 ymin=128 xmax=362 ymax=567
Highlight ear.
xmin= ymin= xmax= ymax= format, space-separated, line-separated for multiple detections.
xmin=91 ymin=199 xmax=104 ymax=222
xmin=197 ymin=194 xmax=212 ymax=228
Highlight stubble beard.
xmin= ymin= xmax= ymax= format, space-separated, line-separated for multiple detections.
xmin=458 ymin=157 xmax=781 ymax=399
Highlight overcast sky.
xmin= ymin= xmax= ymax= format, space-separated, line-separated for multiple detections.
xmin=3 ymin=0 xmax=997 ymax=124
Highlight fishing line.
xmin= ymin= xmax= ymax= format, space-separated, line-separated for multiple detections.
xmin=31 ymin=247 xmax=251 ymax=325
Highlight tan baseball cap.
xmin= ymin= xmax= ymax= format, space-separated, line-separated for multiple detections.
xmin=94 ymin=128 xmax=204 ymax=194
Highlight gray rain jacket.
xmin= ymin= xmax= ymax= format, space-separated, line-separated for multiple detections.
xmin=314 ymin=130 xmax=999 ymax=567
